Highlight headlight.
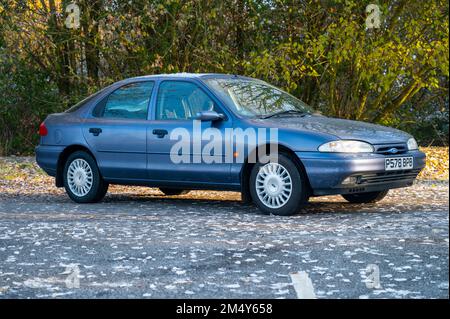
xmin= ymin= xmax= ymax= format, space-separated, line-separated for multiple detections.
xmin=407 ymin=138 xmax=418 ymax=150
xmin=318 ymin=140 xmax=374 ymax=153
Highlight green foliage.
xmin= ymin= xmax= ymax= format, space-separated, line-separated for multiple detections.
xmin=0 ymin=0 xmax=448 ymax=155
xmin=0 ymin=57 xmax=63 ymax=155
xmin=244 ymin=0 xmax=449 ymax=123
xmin=394 ymin=90 xmax=449 ymax=146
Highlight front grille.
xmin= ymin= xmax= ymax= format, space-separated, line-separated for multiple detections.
xmin=358 ymin=169 xmax=421 ymax=185
xmin=374 ymin=143 xmax=408 ymax=155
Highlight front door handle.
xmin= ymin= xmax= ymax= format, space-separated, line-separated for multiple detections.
xmin=153 ymin=129 xmax=168 ymax=138
xmin=89 ymin=128 xmax=102 ymax=136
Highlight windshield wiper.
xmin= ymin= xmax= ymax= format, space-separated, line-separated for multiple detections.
xmin=260 ymin=110 xmax=309 ymax=119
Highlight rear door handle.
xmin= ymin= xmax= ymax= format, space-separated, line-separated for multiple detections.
xmin=153 ymin=129 xmax=168 ymax=138
xmin=89 ymin=128 xmax=102 ymax=136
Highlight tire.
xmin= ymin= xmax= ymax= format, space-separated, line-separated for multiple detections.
xmin=63 ymin=151 xmax=108 ymax=203
xmin=159 ymin=188 xmax=190 ymax=196
xmin=342 ymin=190 xmax=389 ymax=204
xmin=249 ymin=153 xmax=309 ymax=216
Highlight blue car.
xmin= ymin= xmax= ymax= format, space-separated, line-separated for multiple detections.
xmin=36 ymin=73 xmax=426 ymax=216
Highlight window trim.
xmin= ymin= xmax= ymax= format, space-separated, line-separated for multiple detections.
xmin=92 ymin=80 xmax=155 ymax=120
xmin=153 ymin=79 xmax=228 ymax=121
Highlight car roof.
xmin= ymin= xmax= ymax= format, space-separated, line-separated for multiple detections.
xmin=124 ymin=73 xmax=255 ymax=82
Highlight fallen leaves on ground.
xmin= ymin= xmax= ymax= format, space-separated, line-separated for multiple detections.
xmin=419 ymin=147 xmax=449 ymax=181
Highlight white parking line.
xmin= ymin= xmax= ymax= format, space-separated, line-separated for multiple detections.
xmin=290 ymin=271 xmax=317 ymax=299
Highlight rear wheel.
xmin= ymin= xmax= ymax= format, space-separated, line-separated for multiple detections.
xmin=342 ymin=190 xmax=389 ymax=203
xmin=159 ymin=188 xmax=189 ymax=196
xmin=249 ymin=154 xmax=309 ymax=216
xmin=63 ymin=151 xmax=108 ymax=203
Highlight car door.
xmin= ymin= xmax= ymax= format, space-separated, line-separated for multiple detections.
xmin=83 ymin=81 xmax=155 ymax=180
xmin=147 ymin=80 xmax=232 ymax=184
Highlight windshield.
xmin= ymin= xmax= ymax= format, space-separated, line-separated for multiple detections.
xmin=204 ymin=78 xmax=313 ymax=118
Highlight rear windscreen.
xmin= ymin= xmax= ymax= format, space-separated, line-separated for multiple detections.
xmin=65 ymin=90 xmax=103 ymax=113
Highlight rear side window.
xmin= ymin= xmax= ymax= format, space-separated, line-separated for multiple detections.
xmin=94 ymin=81 xmax=154 ymax=119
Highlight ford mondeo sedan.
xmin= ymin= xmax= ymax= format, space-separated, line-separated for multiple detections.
xmin=36 ymin=73 xmax=426 ymax=216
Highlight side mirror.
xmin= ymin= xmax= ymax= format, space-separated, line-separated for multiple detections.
xmin=195 ymin=110 xmax=225 ymax=122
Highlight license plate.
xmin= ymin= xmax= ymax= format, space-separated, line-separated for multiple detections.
xmin=385 ymin=157 xmax=413 ymax=171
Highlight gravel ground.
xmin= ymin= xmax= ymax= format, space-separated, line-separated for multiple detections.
xmin=0 ymin=157 xmax=448 ymax=299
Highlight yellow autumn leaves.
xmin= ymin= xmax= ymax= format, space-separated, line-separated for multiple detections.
xmin=419 ymin=147 xmax=449 ymax=181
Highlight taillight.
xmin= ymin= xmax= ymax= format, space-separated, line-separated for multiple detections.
xmin=39 ymin=122 xmax=48 ymax=136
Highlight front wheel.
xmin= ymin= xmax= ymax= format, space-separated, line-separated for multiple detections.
xmin=342 ymin=190 xmax=389 ymax=203
xmin=63 ymin=151 xmax=108 ymax=203
xmin=249 ymin=154 xmax=309 ymax=216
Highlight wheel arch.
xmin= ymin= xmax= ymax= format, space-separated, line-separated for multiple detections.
xmin=240 ymin=143 xmax=313 ymax=202
xmin=56 ymin=145 xmax=97 ymax=187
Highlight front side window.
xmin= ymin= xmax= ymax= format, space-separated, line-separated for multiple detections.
xmin=96 ymin=81 xmax=154 ymax=119
xmin=156 ymin=81 xmax=217 ymax=120
xmin=204 ymin=78 xmax=313 ymax=118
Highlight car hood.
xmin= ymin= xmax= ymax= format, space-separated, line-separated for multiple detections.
xmin=252 ymin=115 xmax=411 ymax=144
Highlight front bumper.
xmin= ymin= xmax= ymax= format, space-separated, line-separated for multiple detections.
xmin=296 ymin=150 xmax=426 ymax=196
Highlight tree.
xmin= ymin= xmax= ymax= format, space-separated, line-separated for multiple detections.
xmin=245 ymin=0 xmax=449 ymax=123
xmin=0 ymin=0 xmax=448 ymax=154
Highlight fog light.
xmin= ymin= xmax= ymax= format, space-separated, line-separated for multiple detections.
xmin=342 ymin=176 xmax=360 ymax=185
